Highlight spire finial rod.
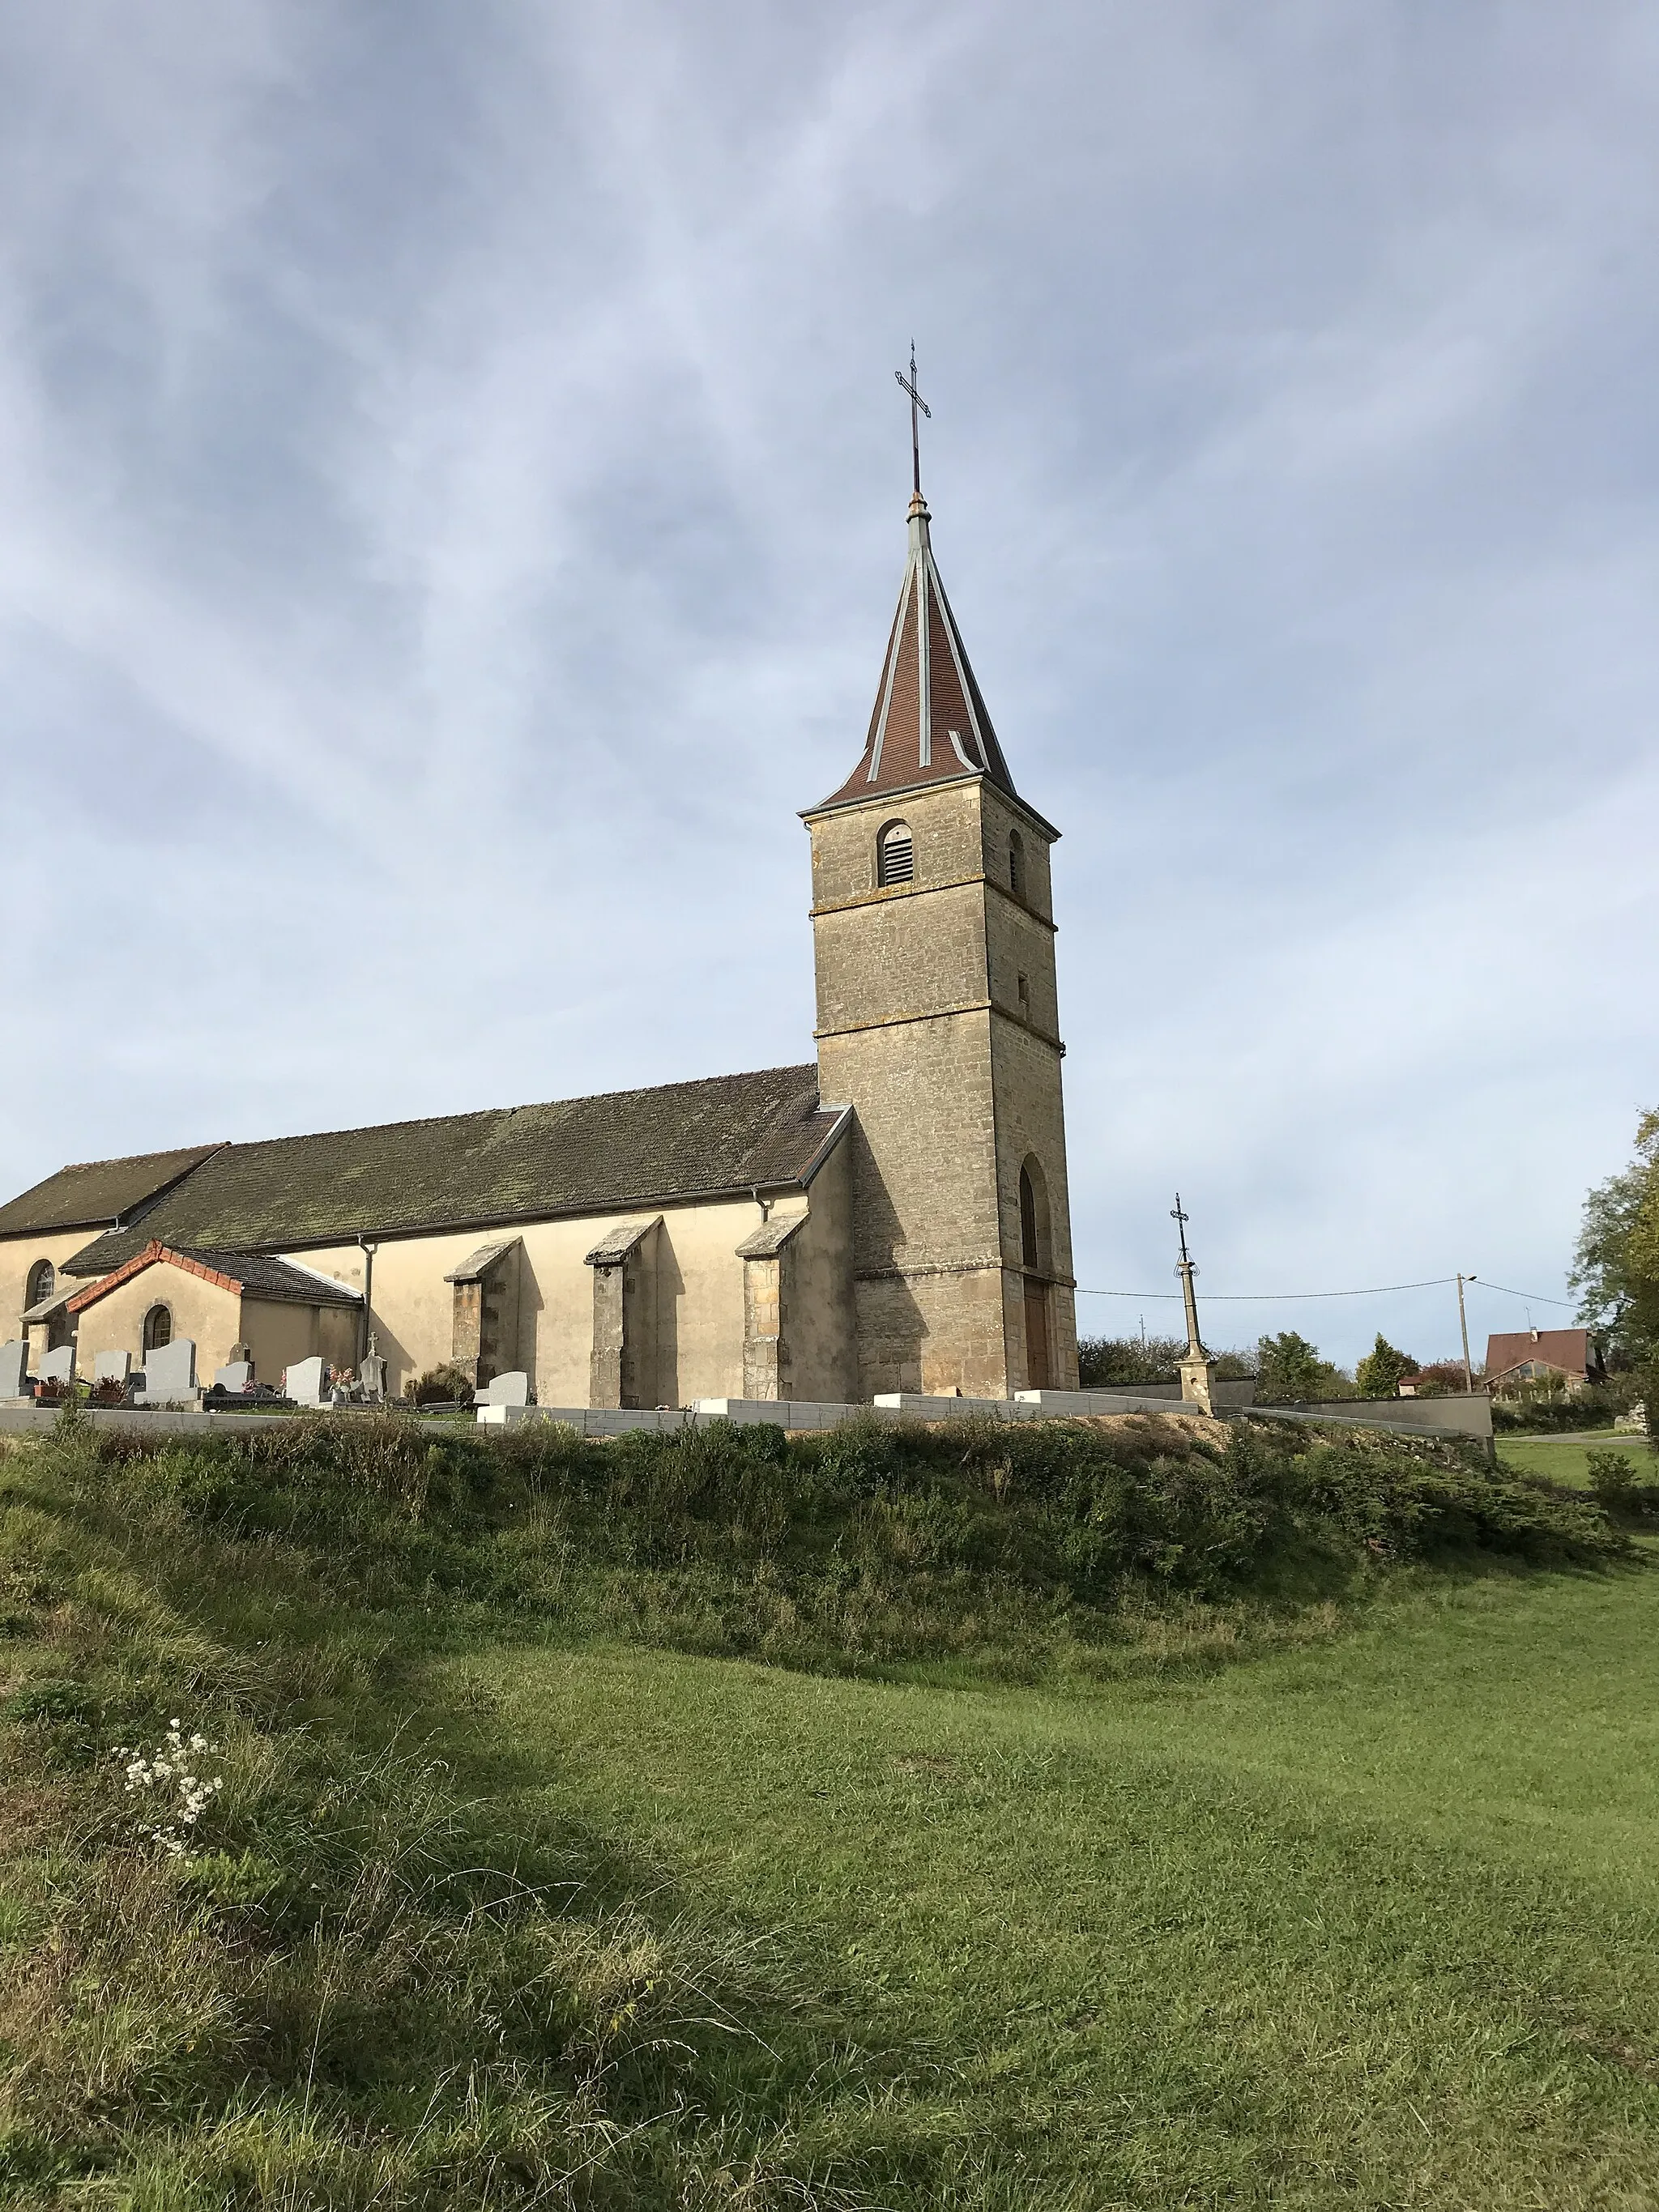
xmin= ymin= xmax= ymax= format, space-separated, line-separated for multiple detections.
xmin=894 ymin=341 xmax=931 ymax=501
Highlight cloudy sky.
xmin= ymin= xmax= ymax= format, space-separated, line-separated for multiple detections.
xmin=3 ymin=2 xmax=1656 ymax=1366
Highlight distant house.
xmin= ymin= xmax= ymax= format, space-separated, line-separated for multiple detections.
xmin=1484 ymin=1328 xmax=1603 ymax=1398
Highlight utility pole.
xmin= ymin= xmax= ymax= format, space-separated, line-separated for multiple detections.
xmin=1456 ymin=1272 xmax=1477 ymax=1395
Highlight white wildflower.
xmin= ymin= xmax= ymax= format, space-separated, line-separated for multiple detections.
xmin=111 ymin=1719 xmax=224 ymax=1860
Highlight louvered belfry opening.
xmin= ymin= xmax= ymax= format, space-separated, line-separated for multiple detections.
xmin=876 ymin=820 xmax=914 ymax=885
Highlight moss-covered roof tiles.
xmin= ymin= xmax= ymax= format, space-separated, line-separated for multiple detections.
xmin=62 ymin=1065 xmax=835 ymax=1276
xmin=0 ymin=1144 xmax=225 ymax=1238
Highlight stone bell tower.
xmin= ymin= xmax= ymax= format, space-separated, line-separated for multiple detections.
xmin=801 ymin=486 xmax=1077 ymax=1399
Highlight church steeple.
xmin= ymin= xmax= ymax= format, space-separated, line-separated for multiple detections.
xmin=818 ymin=492 xmax=1021 ymax=810
xmin=800 ymin=445 xmax=1077 ymax=1403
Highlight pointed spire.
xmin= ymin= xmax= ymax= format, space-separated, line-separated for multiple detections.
xmin=819 ymin=494 xmax=1021 ymax=810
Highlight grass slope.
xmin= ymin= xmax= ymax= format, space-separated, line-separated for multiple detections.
xmin=1 ymin=1409 xmax=1653 ymax=2208
xmin=1499 ymin=1433 xmax=1657 ymax=1489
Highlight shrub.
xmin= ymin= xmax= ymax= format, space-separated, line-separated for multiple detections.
xmin=1077 ymin=1335 xmax=1185 ymax=1386
xmin=1587 ymin=1446 xmax=1659 ymax=1518
xmin=1077 ymin=1337 xmax=1254 ymax=1387
xmin=1491 ymin=1383 xmax=1626 ymax=1433
xmin=45 ymin=1407 xmax=1625 ymax=1678
xmin=403 ymin=1362 xmax=475 ymax=1409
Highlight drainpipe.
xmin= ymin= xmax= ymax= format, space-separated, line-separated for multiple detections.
xmin=356 ymin=1235 xmax=377 ymax=1366
xmin=751 ymin=1187 xmax=774 ymax=1224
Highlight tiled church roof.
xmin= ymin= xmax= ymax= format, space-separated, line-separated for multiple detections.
xmin=63 ymin=1065 xmax=839 ymax=1274
xmin=0 ymin=1143 xmax=225 ymax=1238
xmin=816 ymin=494 xmax=1021 ymax=810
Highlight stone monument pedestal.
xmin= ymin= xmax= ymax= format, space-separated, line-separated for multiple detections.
xmin=1179 ymin=1354 xmax=1217 ymax=1416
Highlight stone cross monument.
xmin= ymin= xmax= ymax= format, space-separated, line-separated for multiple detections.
xmin=1171 ymin=1194 xmax=1218 ymax=1416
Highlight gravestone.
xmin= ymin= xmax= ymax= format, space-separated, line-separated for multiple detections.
xmin=0 ymin=1339 xmax=28 ymax=1398
xmin=38 ymin=1345 xmax=75 ymax=1384
xmin=359 ymin=1352 xmax=387 ymax=1402
xmin=284 ymin=1356 xmax=326 ymax=1406
xmin=142 ymin=1337 xmax=198 ymax=1403
xmin=482 ymin=1370 xmax=530 ymax=1408
xmin=213 ymin=1360 xmax=254 ymax=1393
xmin=94 ymin=1350 xmax=131 ymax=1383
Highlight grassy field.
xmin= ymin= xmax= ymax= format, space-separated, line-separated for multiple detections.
xmin=1498 ymin=1431 xmax=1656 ymax=1488
xmin=467 ymin=1566 xmax=1659 ymax=2209
xmin=2 ymin=1412 xmax=1656 ymax=2207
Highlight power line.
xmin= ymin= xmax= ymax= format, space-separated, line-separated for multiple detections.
xmin=1077 ymin=1275 xmax=1577 ymax=1306
xmin=1077 ymin=1278 xmax=1451 ymax=1302
xmin=1469 ymin=1279 xmax=1576 ymax=1310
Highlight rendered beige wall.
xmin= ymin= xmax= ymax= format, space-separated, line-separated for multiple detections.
xmin=240 ymin=1298 xmax=319 ymax=1387
xmin=295 ymin=1187 xmax=831 ymax=1409
xmin=71 ymin=1267 xmax=242 ymax=1382
xmin=2 ymin=1230 xmax=100 ymax=1339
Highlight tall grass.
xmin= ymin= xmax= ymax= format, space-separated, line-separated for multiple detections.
xmin=0 ymin=1411 xmax=1627 ymax=2206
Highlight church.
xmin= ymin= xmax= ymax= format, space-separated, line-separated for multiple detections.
xmin=0 ymin=484 xmax=1079 ymax=1409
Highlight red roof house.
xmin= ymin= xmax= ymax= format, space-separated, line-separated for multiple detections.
xmin=1484 ymin=1328 xmax=1603 ymax=1396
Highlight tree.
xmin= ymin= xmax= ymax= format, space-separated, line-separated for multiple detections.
xmin=1077 ymin=1335 xmax=1185 ymax=1387
xmin=1406 ymin=1358 xmax=1473 ymax=1399
xmin=1255 ymin=1332 xmax=1329 ymax=1404
xmin=1355 ymin=1334 xmax=1418 ymax=1399
xmin=1571 ymin=1108 xmax=1659 ymax=1366
xmin=1077 ymin=1336 xmax=1258 ymax=1388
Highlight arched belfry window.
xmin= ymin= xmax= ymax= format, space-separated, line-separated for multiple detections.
xmin=143 ymin=1304 xmax=173 ymax=1353
xmin=25 ymin=1259 xmax=55 ymax=1311
xmin=1009 ymin=830 xmax=1025 ymax=898
xmin=876 ymin=819 xmax=914 ymax=886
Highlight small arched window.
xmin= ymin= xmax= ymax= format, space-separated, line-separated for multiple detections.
xmin=25 ymin=1258 xmax=56 ymax=1311
xmin=876 ymin=820 xmax=914 ymax=886
xmin=143 ymin=1303 xmax=173 ymax=1353
xmin=1009 ymin=831 xmax=1025 ymax=898
xmin=1017 ymin=1157 xmax=1051 ymax=1275
xmin=1019 ymin=1168 xmax=1039 ymax=1270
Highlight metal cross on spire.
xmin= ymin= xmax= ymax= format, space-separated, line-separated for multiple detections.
xmin=894 ymin=341 xmax=931 ymax=500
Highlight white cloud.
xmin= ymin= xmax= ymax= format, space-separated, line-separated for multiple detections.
xmin=1 ymin=0 xmax=1655 ymax=1364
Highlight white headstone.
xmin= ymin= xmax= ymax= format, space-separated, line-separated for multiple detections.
xmin=284 ymin=1355 xmax=326 ymax=1405
xmin=94 ymin=1350 xmax=131 ymax=1383
xmin=143 ymin=1337 xmax=197 ymax=1402
xmin=38 ymin=1345 xmax=75 ymax=1383
xmin=0 ymin=1339 xmax=28 ymax=1398
xmin=359 ymin=1353 xmax=387 ymax=1401
xmin=213 ymin=1360 xmax=254 ymax=1393
xmin=484 ymin=1370 xmax=530 ymax=1407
